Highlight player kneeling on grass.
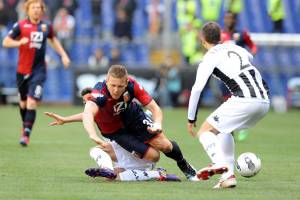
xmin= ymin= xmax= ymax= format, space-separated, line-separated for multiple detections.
xmin=78 ymin=66 xmax=198 ymax=181
xmin=45 ymin=111 xmax=180 ymax=182
xmin=45 ymin=88 xmax=180 ymax=181
xmin=87 ymin=142 xmax=180 ymax=181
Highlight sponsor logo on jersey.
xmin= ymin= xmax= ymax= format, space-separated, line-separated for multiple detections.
xmin=24 ymin=24 xmax=32 ymax=28
xmin=30 ymin=31 xmax=43 ymax=49
xmin=113 ymin=102 xmax=127 ymax=115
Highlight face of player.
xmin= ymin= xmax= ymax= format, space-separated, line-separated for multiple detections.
xmin=27 ymin=2 xmax=43 ymax=23
xmin=106 ymin=76 xmax=128 ymax=100
xmin=224 ymin=13 xmax=236 ymax=30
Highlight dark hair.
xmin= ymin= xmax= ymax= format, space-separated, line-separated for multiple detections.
xmin=225 ymin=11 xmax=238 ymax=20
xmin=201 ymin=21 xmax=221 ymax=45
xmin=81 ymin=87 xmax=93 ymax=97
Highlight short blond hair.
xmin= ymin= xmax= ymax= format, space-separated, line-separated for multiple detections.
xmin=24 ymin=0 xmax=46 ymax=14
xmin=107 ymin=65 xmax=128 ymax=79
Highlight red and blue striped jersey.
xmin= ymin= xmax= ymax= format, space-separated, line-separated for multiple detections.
xmin=88 ymin=77 xmax=152 ymax=134
xmin=8 ymin=19 xmax=55 ymax=75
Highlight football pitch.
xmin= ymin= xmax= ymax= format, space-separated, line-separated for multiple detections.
xmin=0 ymin=105 xmax=299 ymax=200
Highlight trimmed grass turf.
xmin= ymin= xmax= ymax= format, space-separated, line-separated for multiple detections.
xmin=0 ymin=105 xmax=300 ymax=200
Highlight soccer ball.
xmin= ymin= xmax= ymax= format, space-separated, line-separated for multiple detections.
xmin=236 ymin=152 xmax=261 ymax=178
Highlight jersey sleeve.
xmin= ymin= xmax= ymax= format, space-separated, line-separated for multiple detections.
xmin=188 ymin=53 xmax=218 ymax=122
xmin=8 ymin=22 xmax=21 ymax=39
xmin=48 ymin=23 xmax=55 ymax=39
xmin=88 ymin=82 xmax=106 ymax=107
xmin=131 ymin=79 xmax=152 ymax=106
xmin=242 ymin=30 xmax=257 ymax=55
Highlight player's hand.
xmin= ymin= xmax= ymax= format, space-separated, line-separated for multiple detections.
xmin=99 ymin=142 xmax=112 ymax=152
xmin=61 ymin=55 xmax=71 ymax=68
xmin=187 ymin=122 xmax=197 ymax=137
xmin=19 ymin=37 xmax=29 ymax=46
xmin=147 ymin=122 xmax=162 ymax=134
xmin=44 ymin=112 xmax=66 ymax=126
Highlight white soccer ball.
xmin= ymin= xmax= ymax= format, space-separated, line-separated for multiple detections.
xmin=236 ymin=152 xmax=261 ymax=178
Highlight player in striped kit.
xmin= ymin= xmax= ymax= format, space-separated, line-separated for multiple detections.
xmin=187 ymin=22 xmax=270 ymax=188
xmin=2 ymin=0 xmax=70 ymax=146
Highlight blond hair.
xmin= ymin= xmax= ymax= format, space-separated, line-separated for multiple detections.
xmin=107 ymin=65 xmax=128 ymax=79
xmin=24 ymin=0 xmax=46 ymax=14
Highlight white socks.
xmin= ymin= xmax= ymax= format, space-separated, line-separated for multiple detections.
xmin=89 ymin=147 xmax=114 ymax=170
xmin=217 ymin=132 xmax=235 ymax=176
xmin=119 ymin=170 xmax=160 ymax=181
xmin=199 ymin=131 xmax=227 ymax=165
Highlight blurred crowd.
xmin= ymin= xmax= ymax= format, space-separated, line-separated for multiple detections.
xmin=0 ymin=0 xmax=290 ymax=68
xmin=0 ymin=0 xmax=296 ymax=107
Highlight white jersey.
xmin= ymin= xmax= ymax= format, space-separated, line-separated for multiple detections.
xmin=188 ymin=43 xmax=270 ymax=122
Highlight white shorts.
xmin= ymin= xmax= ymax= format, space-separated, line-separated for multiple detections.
xmin=206 ymin=97 xmax=270 ymax=133
xmin=110 ymin=141 xmax=155 ymax=170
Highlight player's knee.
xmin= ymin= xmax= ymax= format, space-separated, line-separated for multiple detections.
xmin=89 ymin=146 xmax=101 ymax=158
xmin=27 ymin=97 xmax=38 ymax=109
xmin=19 ymin=101 xmax=26 ymax=108
xmin=144 ymin=148 xmax=160 ymax=163
xmin=159 ymin=140 xmax=173 ymax=153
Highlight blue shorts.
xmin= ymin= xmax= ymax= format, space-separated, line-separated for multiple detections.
xmin=122 ymin=102 xmax=157 ymax=142
xmin=103 ymin=102 xmax=158 ymax=158
xmin=16 ymin=72 xmax=46 ymax=101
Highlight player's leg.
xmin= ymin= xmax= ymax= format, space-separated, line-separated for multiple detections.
xmin=147 ymin=133 xmax=197 ymax=181
xmin=20 ymin=78 xmax=45 ymax=146
xmin=16 ymin=73 xmax=28 ymax=123
xmin=196 ymin=121 xmax=229 ymax=180
xmin=19 ymin=100 xmax=27 ymax=123
xmin=118 ymin=168 xmax=180 ymax=182
xmin=125 ymin=105 xmax=197 ymax=180
xmin=16 ymin=73 xmax=30 ymax=146
xmin=86 ymin=143 xmax=179 ymax=181
xmin=217 ymin=132 xmax=235 ymax=176
xmin=214 ymin=132 xmax=237 ymax=188
xmin=198 ymin=98 xmax=269 ymax=187
xmin=103 ymin=129 xmax=160 ymax=163
xmin=85 ymin=145 xmax=117 ymax=179
xmin=89 ymin=146 xmax=115 ymax=170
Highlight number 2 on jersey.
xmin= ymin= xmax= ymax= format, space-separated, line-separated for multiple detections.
xmin=227 ymin=51 xmax=250 ymax=70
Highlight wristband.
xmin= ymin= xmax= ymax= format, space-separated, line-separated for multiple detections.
xmin=153 ymin=122 xmax=162 ymax=130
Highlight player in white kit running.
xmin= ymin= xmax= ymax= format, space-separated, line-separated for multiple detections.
xmin=187 ymin=22 xmax=270 ymax=188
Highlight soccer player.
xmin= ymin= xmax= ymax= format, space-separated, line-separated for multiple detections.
xmin=46 ymin=87 xmax=180 ymax=181
xmin=45 ymin=111 xmax=181 ymax=182
xmin=2 ymin=0 xmax=70 ymax=146
xmin=221 ymin=11 xmax=258 ymax=141
xmin=187 ymin=22 xmax=270 ymax=188
xmin=81 ymin=65 xmax=197 ymax=181
xmin=221 ymin=11 xmax=257 ymax=55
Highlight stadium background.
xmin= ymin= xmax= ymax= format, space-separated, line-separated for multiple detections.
xmin=1 ymin=1 xmax=300 ymax=199
xmin=0 ymin=0 xmax=300 ymax=108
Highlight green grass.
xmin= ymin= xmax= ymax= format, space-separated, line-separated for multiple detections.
xmin=0 ymin=105 xmax=300 ymax=200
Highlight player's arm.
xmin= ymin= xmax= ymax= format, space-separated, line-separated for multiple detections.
xmin=243 ymin=31 xmax=257 ymax=55
xmin=82 ymin=101 xmax=106 ymax=146
xmin=145 ymin=99 xmax=163 ymax=134
xmin=44 ymin=112 xmax=83 ymax=126
xmin=2 ymin=22 xmax=27 ymax=48
xmin=48 ymin=37 xmax=70 ymax=68
xmin=2 ymin=36 xmax=29 ymax=48
xmin=187 ymin=56 xmax=216 ymax=137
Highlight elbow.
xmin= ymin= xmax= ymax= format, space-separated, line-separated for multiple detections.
xmin=2 ymin=39 xmax=7 ymax=48
xmin=2 ymin=38 xmax=12 ymax=48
